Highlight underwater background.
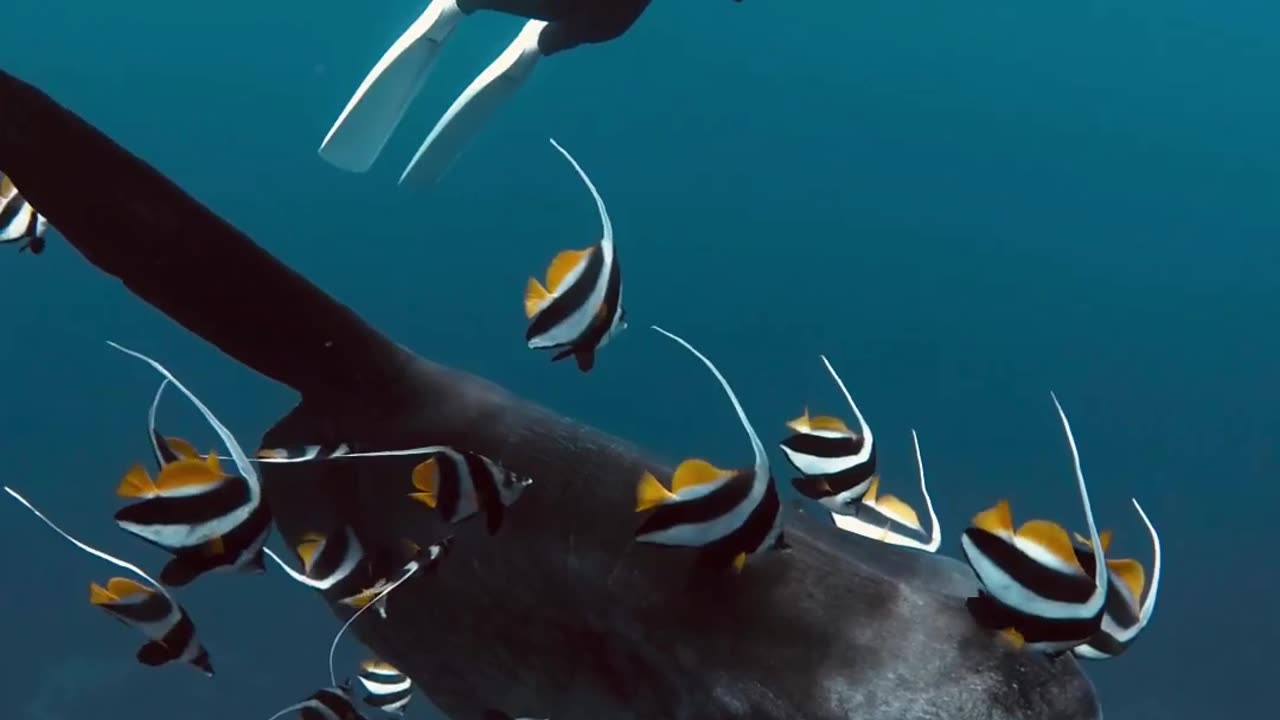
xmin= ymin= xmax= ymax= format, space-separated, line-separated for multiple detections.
xmin=1 ymin=0 xmax=1276 ymax=717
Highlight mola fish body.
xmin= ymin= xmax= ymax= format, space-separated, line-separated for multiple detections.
xmin=0 ymin=68 xmax=1101 ymax=720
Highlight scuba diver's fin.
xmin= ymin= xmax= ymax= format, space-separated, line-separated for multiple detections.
xmin=318 ymin=0 xmax=466 ymax=173
xmin=398 ymin=19 xmax=547 ymax=188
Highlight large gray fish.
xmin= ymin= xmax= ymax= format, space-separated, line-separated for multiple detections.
xmin=0 ymin=68 xmax=1102 ymax=720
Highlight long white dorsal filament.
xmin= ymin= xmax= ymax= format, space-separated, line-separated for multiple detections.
xmin=911 ymin=429 xmax=942 ymax=553
xmin=327 ymin=565 xmax=422 ymax=687
xmin=651 ymin=325 xmax=767 ymax=477
xmin=1132 ymin=498 xmax=1161 ymax=627
xmin=548 ymin=137 xmax=613 ymax=245
xmin=819 ymin=354 xmax=874 ymax=465
xmin=1049 ymin=392 xmax=1109 ymax=603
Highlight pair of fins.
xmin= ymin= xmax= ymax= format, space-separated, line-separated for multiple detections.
xmin=319 ymin=0 xmax=547 ymax=185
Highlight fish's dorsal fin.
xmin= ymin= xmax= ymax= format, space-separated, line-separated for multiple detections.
xmin=651 ymin=326 xmax=768 ymax=477
xmin=167 ymin=437 xmax=201 ymax=460
xmin=1106 ymin=558 xmax=1146 ymax=603
xmin=105 ymin=576 xmax=153 ymax=599
xmin=545 ymin=248 xmax=591 ymax=293
xmin=1132 ymin=497 xmax=1162 ymax=627
xmin=972 ymin=499 xmax=1014 ymax=537
xmin=108 ymin=342 xmax=257 ymax=487
xmin=328 ymin=559 xmax=423 ymax=689
xmin=785 ymin=408 xmax=812 ymax=433
xmin=635 ymin=471 xmax=675 ymax=512
xmin=147 ymin=378 xmax=171 ymax=466
xmin=524 ymin=278 xmax=552 ymax=319
xmin=155 ymin=457 xmax=224 ymax=493
xmin=1050 ymin=393 xmax=1109 ymax=601
xmin=5 ymin=486 xmax=173 ymax=605
xmin=1016 ymin=519 xmax=1085 ymax=573
xmin=807 ymin=414 xmax=851 ymax=433
xmin=297 ymin=535 xmax=326 ymax=573
xmin=410 ymin=457 xmax=439 ymax=508
xmin=549 ymin=137 xmax=613 ymax=246
xmin=818 ymin=355 xmax=874 ymax=465
xmin=876 ymin=493 xmax=923 ymax=532
xmin=671 ymin=458 xmax=731 ymax=493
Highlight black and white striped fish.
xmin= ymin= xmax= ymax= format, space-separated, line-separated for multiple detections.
xmin=634 ymin=326 xmax=785 ymax=573
xmin=357 ymin=661 xmax=413 ymax=715
xmin=90 ymin=576 xmax=215 ymax=676
xmin=778 ymin=356 xmax=877 ymax=510
xmin=341 ymin=536 xmax=453 ymax=619
xmin=409 ymin=448 xmax=533 ymax=534
xmin=959 ymin=394 xmax=1109 ymax=655
xmin=523 ymin=138 xmax=626 ymax=373
xmin=829 ymin=430 xmax=942 ymax=553
xmin=112 ymin=376 xmax=271 ymax=587
xmin=4 ymin=486 xmax=216 ymax=677
xmin=266 ymin=526 xmax=366 ymax=593
xmin=0 ymin=172 xmax=49 ymax=254
xmin=1071 ymin=499 xmax=1162 ymax=660
xmin=266 ymin=684 xmax=368 ymax=720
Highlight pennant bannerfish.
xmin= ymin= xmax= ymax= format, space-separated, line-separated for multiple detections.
xmin=778 ymin=356 xmax=877 ymax=510
xmin=829 ymin=429 xmax=942 ymax=553
xmin=111 ymin=377 xmax=272 ymax=587
xmin=263 ymin=684 xmax=368 ymax=720
xmin=0 ymin=172 xmax=49 ymax=254
xmin=959 ymin=393 xmax=1110 ymax=655
xmin=340 ymin=537 xmax=454 ymax=619
xmin=1071 ymin=498 xmax=1162 ymax=660
xmin=4 ymin=486 xmax=215 ymax=677
xmin=357 ymin=660 xmax=413 ymax=716
xmin=264 ymin=526 xmax=366 ymax=592
xmin=523 ymin=138 xmax=626 ymax=373
xmin=409 ymin=448 xmax=533 ymax=534
xmin=634 ymin=326 xmax=785 ymax=573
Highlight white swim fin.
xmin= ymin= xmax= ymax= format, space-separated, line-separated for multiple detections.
xmin=399 ymin=19 xmax=548 ymax=188
xmin=318 ymin=0 xmax=466 ymax=173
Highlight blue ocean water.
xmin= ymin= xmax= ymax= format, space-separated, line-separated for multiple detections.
xmin=1 ymin=1 xmax=1276 ymax=717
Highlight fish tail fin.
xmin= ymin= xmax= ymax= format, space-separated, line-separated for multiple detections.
xmin=319 ymin=0 xmax=467 ymax=173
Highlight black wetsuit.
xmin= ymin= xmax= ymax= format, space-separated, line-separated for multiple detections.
xmin=456 ymin=0 xmax=654 ymax=55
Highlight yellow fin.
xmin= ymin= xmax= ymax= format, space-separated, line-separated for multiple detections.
xmin=807 ymin=414 xmax=851 ymax=433
xmin=409 ymin=459 xmax=439 ymax=508
xmin=155 ymin=457 xmax=224 ymax=493
xmin=732 ymin=552 xmax=748 ymax=573
xmin=635 ymin=471 xmax=676 ymax=512
xmin=164 ymin=436 xmax=200 ymax=459
xmin=361 ymin=659 xmax=397 ymax=673
xmin=296 ymin=536 xmax=324 ymax=573
xmin=972 ymin=499 xmax=1014 ymax=536
xmin=1098 ymin=529 xmax=1112 ymax=553
xmin=89 ymin=582 xmax=116 ymax=605
xmin=1107 ymin=558 xmax=1146 ymax=601
xmin=116 ymin=464 xmax=157 ymax=499
xmin=545 ymin=248 xmax=591 ymax=292
xmin=204 ymin=450 xmax=222 ymax=475
xmin=401 ymin=539 xmax=421 ymax=559
xmin=0 ymin=174 xmax=13 ymax=197
xmin=106 ymin=577 xmax=152 ymax=599
xmin=863 ymin=475 xmax=881 ymax=504
xmin=1000 ymin=627 xmax=1026 ymax=650
xmin=670 ymin=459 xmax=729 ymax=493
xmin=876 ymin=494 xmax=922 ymax=531
xmin=785 ymin=408 xmax=812 ymax=433
xmin=1016 ymin=520 xmax=1083 ymax=571
xmin=524 ymin=278 xmax=552 ymax=319
xmin=342 ymin=581 xmax=388 ymax=609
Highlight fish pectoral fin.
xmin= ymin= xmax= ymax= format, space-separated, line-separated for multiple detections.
xmin=635 ymin=471 xmax=676 ymax=512
xmin=296 ymin=537 xmax=324 ymax=573
xmin=410 ymin=458 xmax=439 ymax=507
xmin=1016 ymin=520 xmax=1084 ymax=572
xmin=116 ymin=464 xmax=158 ymax=499
xmin=732 ymin=552 xmax=748 ymax=573
xmin=545 ymin=248 xmax=591 ymax=293
xmin=971 ymin=499 xmax=1014 ymax=537
xmin=203 ymin=535 xmax=226 ymax=557
xmin=1107 ymin=558 xmax=1147 ymax=601
xmin=670 ymin=458 xmax=729 ymax=493
xmin=999 ymin=627 xmax=1026 ymax=650
xmin=164 ymin=436 xmax=200 ymax=459
xmin=524 ymin=277 xmax=553 ymax=319
xmin=136 ymin=640 xmax=175 ymax=666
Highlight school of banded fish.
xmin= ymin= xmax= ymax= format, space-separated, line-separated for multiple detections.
xmin=0 ymin=31 xmax=1165 ymax=717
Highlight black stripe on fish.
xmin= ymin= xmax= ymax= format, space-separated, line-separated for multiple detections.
xmin=965 ymin=591 xmax=1103 ymax=657
xmin=412 ymin=448 xmax=533 ymax=534
xmin=526 ymin=244 xmax=606 ymax=346
xmin=636 ymin=469 xmax=755 ymax=537
xmin=114 ymin=474 xmax=250 ymax=527
xmin=693 ymin=472 xmax=783 ymax=571
xmin=158 ymin=500 xmax=272 ymax=587
xmin=465 ymin=450 xmax=506 ymax=534
xmin=782 ymin=433 xmax=877 ymax=501
xmin=1068 ymin=543 xmax=1143 ymax=658
xmin=550 ymin=252 xmax=623 ymax=373
xmin=301 ymin=526 xmax=365 ymax=589
xmin=97 ymin=590 xmax=214 ymax=676
xmin=963 ymin=528 xmax=1098 ymax=606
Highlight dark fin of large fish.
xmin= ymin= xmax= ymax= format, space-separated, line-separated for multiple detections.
xmin=0 ymin=67 xmax=1103 ymax=720
xmin=0 ymin=69 xmax=411 ymax=401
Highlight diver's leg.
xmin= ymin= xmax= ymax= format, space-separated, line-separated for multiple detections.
xmin=398 ymin=19 xmax=549 ymax=187
xmin=454 ymin=0 xmax=575 ymax=21
xmin=318 ymin=0 xmax=468 ymax=173
xmin=536 ymin=1 xmax=651 ymax=55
